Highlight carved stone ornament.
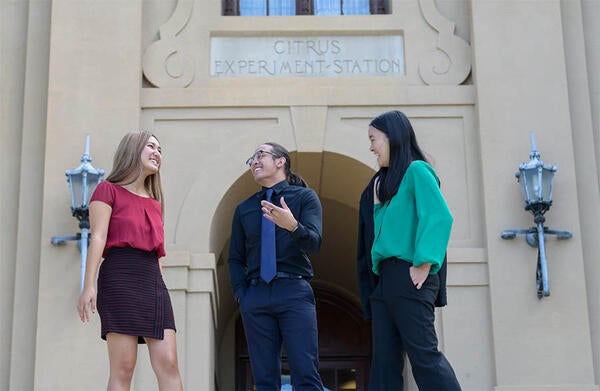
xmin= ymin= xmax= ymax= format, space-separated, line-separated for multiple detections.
xmin=418 ymin=0 xmax=471 ymax=85
xmin=142 ymin=0 xmax=195 ymax=88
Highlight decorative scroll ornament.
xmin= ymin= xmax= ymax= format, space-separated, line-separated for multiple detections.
xmin=418 ymin=0 xmax=471 ymax=85
xmin=142 ymin=0 xmax=195 ymax=88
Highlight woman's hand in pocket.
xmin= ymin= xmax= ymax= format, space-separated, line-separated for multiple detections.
xmin=410 ymin=263 xmax=431 ymax=290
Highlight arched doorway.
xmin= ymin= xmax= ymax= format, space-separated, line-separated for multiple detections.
xmin=209 ymin=151 xmax=377 ymax=390
xmin=234 ymin=283 xmax=371 ymax=390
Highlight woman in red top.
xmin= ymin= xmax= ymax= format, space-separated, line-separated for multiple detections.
xmin=77 ymin=130 xmax=183 ymax=391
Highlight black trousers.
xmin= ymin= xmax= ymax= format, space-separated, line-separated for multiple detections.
xmin=369 ymin=259 xmax=461 ymax=391
xmin=239 ymin=278 xmax=324 ymax=391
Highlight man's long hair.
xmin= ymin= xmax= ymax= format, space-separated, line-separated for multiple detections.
xmin=265 ymin=142 xmax=307 ymax=187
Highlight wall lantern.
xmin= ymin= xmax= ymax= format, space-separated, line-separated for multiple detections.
xmin=501 ymin=132 xmax=572 ymax=298
xmin=51 ymin=135 xmax=105 ymax=291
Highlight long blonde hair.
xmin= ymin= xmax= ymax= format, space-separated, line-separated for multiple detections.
xmin=106 ymin=130 xmax=164 ymax=213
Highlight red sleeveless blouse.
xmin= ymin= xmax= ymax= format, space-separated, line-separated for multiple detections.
xmin=90 ymin=181 xmax=166 ymax=258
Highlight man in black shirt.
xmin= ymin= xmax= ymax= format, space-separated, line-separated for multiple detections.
xmin=229 ymin=142 xmax=324 ymax=390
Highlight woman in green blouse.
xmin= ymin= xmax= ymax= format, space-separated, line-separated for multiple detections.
xmin=362 ymin=110 xmax=461 ymax=390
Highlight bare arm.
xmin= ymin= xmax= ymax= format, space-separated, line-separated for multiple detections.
xmin=77 ymin=200 xmax=111 ymax=322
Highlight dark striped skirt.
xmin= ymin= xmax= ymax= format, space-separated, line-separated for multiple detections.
xmin=97 ymin=247 xmax=176 ymax=344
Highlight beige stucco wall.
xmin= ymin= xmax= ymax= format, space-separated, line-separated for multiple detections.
xmin=1 ymin=1 xmax=28 ymax=390
xmin=9 ymin=0 xmax=51 ymax=388
xmin=1 ymin=1 xmax=50 ymax=390
xmin=34 ymin=0 xmax=143 ymax=389
xmin=581 ymin=0 xmax=600 ymax=384
xmin=582 ymin=0 xmax=600 ymax=182
xmin=471 ymin=0 xmax=595 ymax=388
xmin=1 ymin=0 xmax=599 ymax=390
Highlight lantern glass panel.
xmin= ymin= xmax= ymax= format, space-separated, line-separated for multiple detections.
xmin=541 ymin=167 xmax=555 ymax=202
xmin=68 ymin=172 xmax=84 ymax=209
xmin=517 ymin=172 xmax=528 ymax=204
xmin=68 ymin=171 xmax=103 ymax=209
xmin=519 ymin=167 xmax=541 ymax=204
xmin=85 ymin=173 xmax=102 ymax=205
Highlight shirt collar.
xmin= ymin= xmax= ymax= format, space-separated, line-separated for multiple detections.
xmin=258 ymin=179 xmax=289 ymax=198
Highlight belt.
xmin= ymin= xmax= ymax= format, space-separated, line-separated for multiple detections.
xmin=248 ymin=272 xmax=305 ymax=285
xmin=381 ymin=257 xmax=410 ymax=266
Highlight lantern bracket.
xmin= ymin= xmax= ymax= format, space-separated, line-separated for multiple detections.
xmin=51 ymin=135 xmax=104 ymax=291
xmin=500 ymin=132 xmax=572 ymax=299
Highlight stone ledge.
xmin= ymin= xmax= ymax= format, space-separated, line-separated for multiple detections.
xmin=494 ymin=385 xmax=599 ymax=391
xmin=161 ymin=251 xmax=219 ymax=329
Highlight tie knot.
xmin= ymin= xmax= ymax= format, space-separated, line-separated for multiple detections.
xmin=265 ymin=188 xmax=273 ymax=201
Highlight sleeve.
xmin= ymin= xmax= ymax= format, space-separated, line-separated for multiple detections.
xmin=410 ymin=162 xmax=453 ymax=274
xmin=289 ymin=188 xmax=322 ymax=254
xmin=90 ymin=181 xmax=115 ymax=207
xmin=228 ymin=206 xmax=248 ymax=300
xmin=356 ymin=179 xmax=378 ymax=321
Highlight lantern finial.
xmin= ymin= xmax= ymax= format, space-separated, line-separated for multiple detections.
xmin=529 ymin=131 xmax=540 ymax=161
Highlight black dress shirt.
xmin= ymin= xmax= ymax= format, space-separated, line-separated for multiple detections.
xmin=228 ymin=180 xmax=322 ymax=300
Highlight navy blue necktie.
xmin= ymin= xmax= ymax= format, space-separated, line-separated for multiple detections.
xmin=260 ymin=189 xmax=276 ymax=283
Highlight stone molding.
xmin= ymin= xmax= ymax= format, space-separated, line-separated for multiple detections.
xmin=418 ymin=0 xmax=471 ymax=85
xmin=162 ymin=250 xmax=219 ymax=328
xmin=142 ymin=0 xmax=195 ymax=88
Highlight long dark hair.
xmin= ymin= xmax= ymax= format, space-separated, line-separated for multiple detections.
xmin=370 ymin=111 xmax=428 ymax=203
xmin=264 ymin=142 xmax=307 ymax=187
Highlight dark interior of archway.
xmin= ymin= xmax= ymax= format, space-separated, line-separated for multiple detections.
xmin=234 ymin=284 xmax=372 ymax=390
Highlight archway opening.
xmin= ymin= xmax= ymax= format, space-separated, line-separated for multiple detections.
xmin=211 ymin=151 xmax=376 ymax=390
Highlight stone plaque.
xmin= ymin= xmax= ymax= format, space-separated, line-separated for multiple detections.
xmin=210 ymin=35 xmax=404 ymax=77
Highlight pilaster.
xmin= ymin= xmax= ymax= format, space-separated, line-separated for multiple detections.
xmin=471 ymin=0 xmax=596 ymax=388
xmin=35 ymin=1 xmax=144 ymax=389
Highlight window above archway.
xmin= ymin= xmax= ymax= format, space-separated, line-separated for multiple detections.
xmin=222 ymin=0 xmax=390 ymax=15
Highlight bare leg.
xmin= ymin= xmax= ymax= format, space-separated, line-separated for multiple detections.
xmin=106 ymin=333 xmax=138 ymax=391
xmin=146 ymin=329 xmax=183 ymax=391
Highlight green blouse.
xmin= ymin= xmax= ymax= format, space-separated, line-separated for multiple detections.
xmin=371 ymin=160 xmax=452 ymax=275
